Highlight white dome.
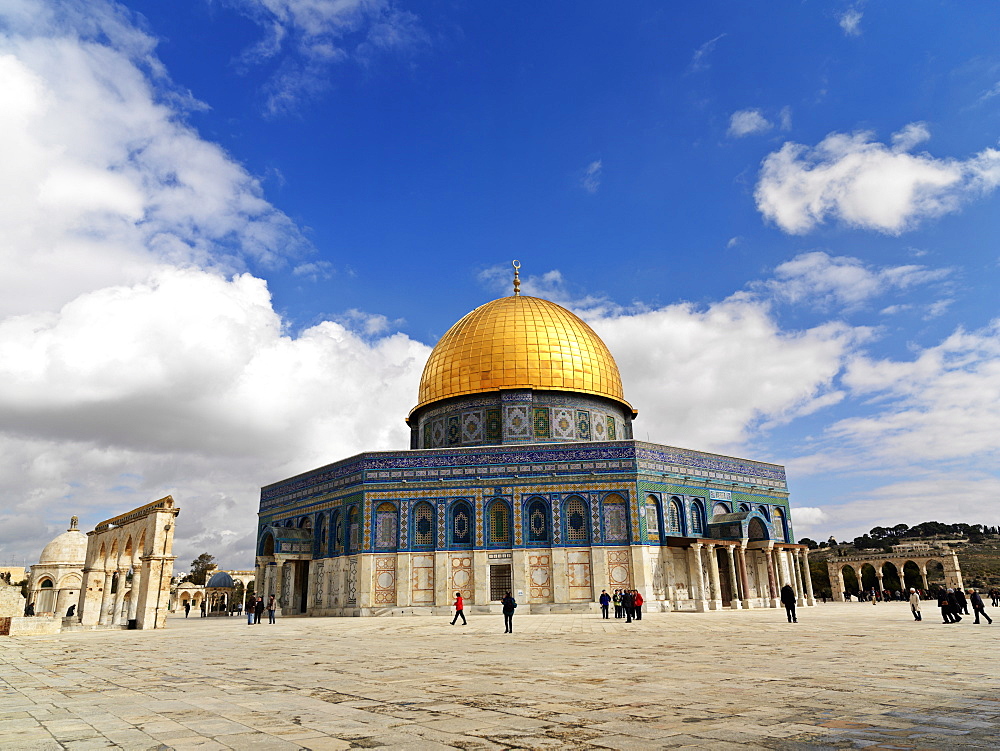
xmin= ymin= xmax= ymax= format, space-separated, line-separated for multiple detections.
xmin=38 ymin=530 xmax=87 ymax=566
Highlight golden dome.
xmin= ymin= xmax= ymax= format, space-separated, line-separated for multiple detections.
xmin=411 ymin=295 xmax=634 ymax=416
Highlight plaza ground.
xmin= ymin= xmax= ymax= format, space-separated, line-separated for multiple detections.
xmin=1 ymin=602 xmax=998 ymax=750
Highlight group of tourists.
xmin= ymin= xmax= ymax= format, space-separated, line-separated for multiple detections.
xmin=242 ymin=594 xmax=275 ymax=625
xmin=923 ymin=587 xmax=994 ymax=624
xmin=599 ymin=589 xmax=643 ymax=621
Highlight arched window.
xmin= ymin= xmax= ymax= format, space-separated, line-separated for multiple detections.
xmin=260 ymin=531 xmax=275 ymax=557
xmin=318 ymin=516 xmax=329 ymax=556
xmin=526 ymin=498 xmax=549 ymax=544
xmin=487 ymin=500 xmax=511 ymax=547
xmin=757 ymin=504 xmax=771 ymax=521
xmin=773 ymin=507 xmax=788 ymax=542
xmin=748 ymin=518 xmax=768 ymax=540
xmin=40 ymin=578 xmax=53 ymax=588
xmin=451 ymin=501 xmax=473 ymax=547
xmin=645 ymin=496 xmax=661 ymax=542
xmin=667 ymin=497 xmax=683 ymax=535
xmin=739 ymin=503 xmax=750 ymax=513
xmin=564 ymin=496 xmax=589 ymax=544
xmin=413 ymin=502 xmax=436 ymax=549
xmin=375 ymin=502 xmax=398 ymax=551
xmin=711 ymin=502 xmax=730 ymax=518
xmin=602 ymin=494 xmax=629 ymax=543
xmin=348 ymin=506 xmax=360 ymax=552
xmin=690 ymin=500 xmax=705 ymax=535
xmin=331 ymin=510 xmax=343 ymax=554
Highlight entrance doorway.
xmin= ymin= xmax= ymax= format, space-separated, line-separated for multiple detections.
xmin=490 ymin=564 xmax=512 ymax=601
xmin=716 ymin=547 xmax=733 ymax=606
xmin=294 ymin=561 xmax=309 ymax=614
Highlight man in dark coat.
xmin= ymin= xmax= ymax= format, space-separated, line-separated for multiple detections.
xmin=955 ymin=588 xmax=969 ymax=615
xmin=501 ymin=591 xmax=517 ymax=633
xmin=253 ymin=595 xmax=265 ymax=624
xmin=970 ymin=589 xmax=993 ymax=624
xmin=780 ymin=583 xmax=797 ymax=622
xmin=623 ymin=590 xmax=634 ymax=623
xmin=944 ymin=589 xmax=962 ymax=623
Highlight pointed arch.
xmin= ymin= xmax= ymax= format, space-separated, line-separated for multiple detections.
xmin=347 ymin=506 xmax=360 ymax=552
xmin=525 ymin=497 xmax=550 ymax=544
xmin=602 ymin=494 xmax=629 ymax=543
xmin=645 ymin=495 xmax=662 ymax=542
xmin=690 ymin=499 xmax=705 ymax=535
xmin=747 ymin=517 xmax=768 ymax=540
xmin=331 ymin=509 xmax=344 ymax=554
xmin=666 ymin=496 xmax=684 ymax=536
xmin=711 ymin=502 xmax=730 ymax=518
xmin=773 ymin=507 xmax=788 ymax=542
xmin=412 ymin=501 xmax=436 ymax=549
xmin=563 ymin=496 xmax=590 ymax=544
xmin=487 ymin=499 xmax=511 ymax=547
xmin=450 ymin=500 xmax=473 ymax=548
xmin=375 ymin=502 xmax=398 ymax=551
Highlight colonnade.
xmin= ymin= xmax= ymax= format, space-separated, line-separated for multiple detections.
xmin=685 ymin=542 xmax=814 ymax=611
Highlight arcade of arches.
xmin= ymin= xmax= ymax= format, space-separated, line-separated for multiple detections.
xmin=827 ymin=548 xmax=964 ymax=600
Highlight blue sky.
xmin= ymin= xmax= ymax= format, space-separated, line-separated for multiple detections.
xmin=1 ymin=0 xmax=998 ymax=568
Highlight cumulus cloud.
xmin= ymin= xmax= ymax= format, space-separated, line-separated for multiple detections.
xmin=757 ymin=250 xmax=951 ymax=310
xmin=581 ymin=160 xmax=602 ymax=194
xmin=755 ymin=124 xmax=1000 ymax=234
xmin=728 ymin=109 xmax=773 ymax=137
xmin=225 ymin=0 xmax=428 ymax=114
xmin=0 ymin=0 xmax=425 ymax=569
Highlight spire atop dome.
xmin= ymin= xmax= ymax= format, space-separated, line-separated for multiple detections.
xmin=512 ymin=259 xmax=521 ymax=296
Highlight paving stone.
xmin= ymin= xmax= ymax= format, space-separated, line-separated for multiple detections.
xmin=1 ymin=604 xmax=999 ymax=749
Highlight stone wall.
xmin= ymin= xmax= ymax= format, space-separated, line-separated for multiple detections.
xmin=0 ymin=582 xmax=26 ymax=618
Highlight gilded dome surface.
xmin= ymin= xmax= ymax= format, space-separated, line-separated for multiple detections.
xmin=413 ymin=295 xmax=632 ymax=414
xmin=38 ymin=530 xmax=87 ymax=566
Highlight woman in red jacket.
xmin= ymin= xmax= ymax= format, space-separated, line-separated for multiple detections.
xmin=450 ymin=592 xmax=467 ymax=625
xmin=633 ymin=590 xmax=644 ymax=620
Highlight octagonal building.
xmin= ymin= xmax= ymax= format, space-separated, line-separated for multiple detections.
xmin=256 ymin=283 xmax=814 ymax=616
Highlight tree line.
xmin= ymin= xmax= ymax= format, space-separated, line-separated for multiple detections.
xmin=799 ymin=521 xmax=1000 ymax=551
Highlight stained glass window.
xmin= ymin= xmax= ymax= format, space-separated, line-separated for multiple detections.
xmin=375 ymin=502 xmax=397 ymax=551
xmin=565 ymin=497 xmax=589 ymax=543
xmin=332 ymin=510 xmax=343 ymax=554
xmin=645 ymin=497 xmax=660 ymax=542
xmin=690 ymin=501 xmax=704 ymax=534
xmin=413 ymin=502 xmax=435 ymax=548
xmin=527 ymin=499 xmax=549 ymax=543
xmin=667 ymin=498 xmax=682 ymax=535
xmin=348 ymin=506 xmax=359 ymax=552
xmin=489 ymin=501 xmax=510 ymax=545
xmin=773 ymin=507 xmax=787 ymax=542
xmin=452 ymin=502 xmax=472 ymax=545
xmin=603 ymin=495 xmax=628 ymax=542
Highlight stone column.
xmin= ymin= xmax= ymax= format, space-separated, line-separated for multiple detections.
xmin=689 ymin=543 xmax=708 ymax=612
xmin=726 ymin=546 xmax=740 ymax=609
xmin=919 ymin=564 xmax=928 ymax=591
xmin=800 ymin=550 xmax=815 ymax=605
xmin=831 ymin=564 xmax=845 ymax=601
xmin=764 ymin=546 xmax=779 ymax=608
xmin=128 ymin=567 xmax=143 ymax=620
xmin=706 ymin=543 xmax=723 ymax=610
xmin=736 ymin=544 xmax=752 ymax=609
xmin=98 ymin=570 xmax=114 ymax=625
xmin=876 ymin=571 xmax=884 ymax=600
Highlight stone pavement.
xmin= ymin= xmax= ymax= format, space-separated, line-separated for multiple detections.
xmin=1 ymin=602 xmax=998 ymax=750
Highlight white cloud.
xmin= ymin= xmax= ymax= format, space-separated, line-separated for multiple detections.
xmin=728 ymin=109 xmax=773 ymax=138
xmin=839 ymin=8 xmax=863 ymax=37
xmin=758 ymin=250 xmax=951 ymax=310
xmin=689 ymin=33 xmax=726 ymax=73
xmin=592 ymin=299 xmax=859 ymax=452
xmin=581 ymin=160 xmax=602 ymax=194
xmin=226 ymin=0 xmax=428 ymax=114
xmin=778 ymin=105 xmax=792 ymax=131
xmin=790 ymin=507 xmax=829 ymax=538
xmin=755 ymin=124 xmax=1000 ymax=234
xmin=0 ymin=1 xmax=424 ymax=569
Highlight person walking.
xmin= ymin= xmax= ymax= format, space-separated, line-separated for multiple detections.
xmin=955 ymin=588 xmax=969 ymax=615
xmin=633 ymin=590 xmax=644 ymax=620
xmin=501 ymin=591 xmax=517 ymax=633
xmin=254 ymin=596 xmax=264 ymax=624
xmin=613 ymin=590 xmax=623 ymax=619
xmin=267 ymin=594 xmax=277 ymax=624
xmin=780 ymin=583 xmax=797 ymax=623
xmin=970 ymin=589 xmax=993 ymax=625
xmin=450 ymin=591 xmax=467 ymax=625
xmin=184 ymin=601 xmax=191 ymax=618
xmin=246 ymin=594 xmax=255 ymax=625
xmin=991 ymin=588 xmax=1000 ymax=607
xmin=908 ymin=588 xmax=922 ymax=621
xmin=200 ymin=600 xmax=207 ymax=617
xmin=599 ymin=590 xmax=611 ymax=619
xmin=623 ymin=589 xmax=634 ymax=623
